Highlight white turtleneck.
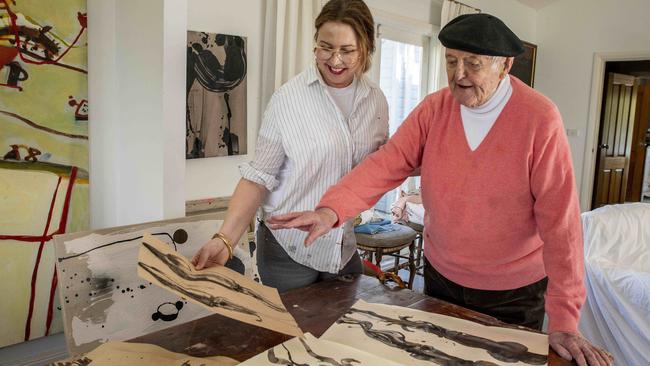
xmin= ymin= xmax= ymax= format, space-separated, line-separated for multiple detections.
xmin=460 ymin=75 xmax=513 ymax=151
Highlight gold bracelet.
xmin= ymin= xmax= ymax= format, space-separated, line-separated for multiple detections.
xmin=211 ymin=232 xmax=234 ymax=260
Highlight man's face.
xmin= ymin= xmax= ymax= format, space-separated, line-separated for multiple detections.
xmin=445 ymin=48 xmax=512 ymax=108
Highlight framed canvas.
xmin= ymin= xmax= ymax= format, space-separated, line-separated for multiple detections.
xmin=186 ymin=31 xmax=247 ymax=159
xmin=510 ymin=41 xmax=537 ymax=87
xmin=0 ymin=0 xmax=89 ymax=348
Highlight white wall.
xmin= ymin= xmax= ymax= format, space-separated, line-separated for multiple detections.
xmin=366 ymin=0 xmax=433 ymax=24
xmin=461 ymin=0 xmax=537 ymax=42
xmin=88 ymin=0 xmax=186 ymax=228
xmin=534 ymin=0 xmax=650 ymax=209
xmin=185 ymin=0 xmax=265 ymax=201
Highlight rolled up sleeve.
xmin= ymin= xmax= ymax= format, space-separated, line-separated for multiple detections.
xmin=239 ymin=94 xmax=285 ymax=192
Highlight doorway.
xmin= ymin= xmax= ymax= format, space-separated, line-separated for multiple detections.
xmin=591 ymin=60 xmax=650 ymax=208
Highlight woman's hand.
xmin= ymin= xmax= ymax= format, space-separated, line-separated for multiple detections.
xmin=267 ymin=207 xmax=338 ymax=246
xmin=191 ymin=238 xmax=231 ymax=270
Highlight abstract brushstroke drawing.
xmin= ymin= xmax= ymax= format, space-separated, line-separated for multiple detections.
xmin=54 ymin=219 xmax=259 ymax=356
xmin=138 ymin=234 xmax=302 ymax=337
xmin=48 ymin=341 xmax=239 ymax=366
xmin=186 ymin=31 xmax=247 ymax=158
xmin=343 ymin=308 xmax=547 ymax=364
xmin=240 ymin=333 xmax=402 ymax=366
xmin=321 ymin=300 xmax=549 ymax=366
xmin=0 ymin=0 xmax=88 ymax=348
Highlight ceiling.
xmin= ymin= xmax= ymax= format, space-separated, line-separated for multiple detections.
xmin=515 ymin=0 xmax=559 ymax=10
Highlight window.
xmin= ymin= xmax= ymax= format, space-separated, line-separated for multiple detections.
xmin=368 ymin=18 xmax=439 ymax=215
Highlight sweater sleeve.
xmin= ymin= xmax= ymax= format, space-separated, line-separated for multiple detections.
xmin=317 ymin=96 xmax=432 ymax=226
xmin=530 ymin=110 xmax=585 ymax=334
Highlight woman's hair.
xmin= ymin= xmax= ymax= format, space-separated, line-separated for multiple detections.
xmin=314 ymin=0 xmax=375 ymax=73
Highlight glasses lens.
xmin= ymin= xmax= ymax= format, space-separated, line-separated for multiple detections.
xmin=316 ymin=48 xmax=357 ymax=64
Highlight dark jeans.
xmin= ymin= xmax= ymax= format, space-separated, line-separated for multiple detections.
xmin=256 ymin=223 xmax=362 ymax=293
xmin=423 ymin=258 xmax=548 ymax=330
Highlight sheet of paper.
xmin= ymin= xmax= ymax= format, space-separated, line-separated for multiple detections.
xmin=54 ymin=219 xmax=258 ymax=356
xmin=49 ymin=341 xmax=239 ymax=366
xmin=239 ymin=333 xmax=404 ymax=365
xmin=138 ymin=233 xmax=303 ymax=337
xmin=321 ymin=300 xmax=549 ymax=366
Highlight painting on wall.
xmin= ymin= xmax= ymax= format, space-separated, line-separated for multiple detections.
xmin=510 ymin=40 xmax=537 ymax=87
xmin=0 ymin=0 xmax=88 ymax=348
xmin=53 ymin=215 xmax=260 ymax=356
xmin=186 ymin=31 xmax=247 ymax=159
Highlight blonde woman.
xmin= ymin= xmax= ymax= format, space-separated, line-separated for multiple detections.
xmin=192 ymin=0 xmax=388 ymax=292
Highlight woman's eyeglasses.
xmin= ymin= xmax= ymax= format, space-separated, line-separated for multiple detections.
xmin=315 ymin=46 xmax=358 ymax=65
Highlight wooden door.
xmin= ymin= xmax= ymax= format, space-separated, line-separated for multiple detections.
xmin=592 ymin=73 xmax=638 ymax=208
xmin=626 ymin=83 xmax=650 ymax=201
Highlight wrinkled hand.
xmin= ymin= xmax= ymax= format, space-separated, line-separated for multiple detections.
xmin=266 ymin=208 xmax=338 ymax=246
xmin=191 ymin=238 xmax=230 ymax=270
xmin=549 ymin=332 xmax=613 ymax=366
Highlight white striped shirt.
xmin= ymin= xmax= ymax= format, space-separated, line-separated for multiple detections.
xmin=240 ymin=64 xmax=389 ymax=273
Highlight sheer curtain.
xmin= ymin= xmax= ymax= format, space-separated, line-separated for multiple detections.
xmin=260 ymin=0 xmax=325 ymax=110
xmin=436 ymin=0 xmax=480 ymax=89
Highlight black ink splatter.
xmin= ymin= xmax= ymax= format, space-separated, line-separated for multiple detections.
xmin=152 ymin=301 xmax=184 ymax=322
xmin=173 ymin=229 xmax=188 ymax=244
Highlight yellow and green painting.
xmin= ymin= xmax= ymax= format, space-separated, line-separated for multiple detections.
xmin=0 ymin=0 xmax=88 ymax=347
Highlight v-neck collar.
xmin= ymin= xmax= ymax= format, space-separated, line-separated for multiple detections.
xmin=453 ymin=83 xmax=516 ymax=154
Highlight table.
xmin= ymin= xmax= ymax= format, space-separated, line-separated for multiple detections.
xmin=133 ymin=275 xmax=573 ymax=365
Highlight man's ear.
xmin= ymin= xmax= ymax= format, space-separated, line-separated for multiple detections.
xmin=501 ymin=57 xmax=515 ymax=78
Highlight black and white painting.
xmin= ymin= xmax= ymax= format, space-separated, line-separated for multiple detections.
xmin=321 ymin=300 xmax=549 ymax=366
xmin=239 ymin=333 xmax=402 ymax=366
xmin=186 ymin=31 xmax=247 ymax=158
xmin=54 ymin=219 xmax=259 ymax=356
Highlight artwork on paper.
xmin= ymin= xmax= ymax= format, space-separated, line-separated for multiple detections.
xmin=240 ymin=333 xmax=403 ymax=366
xmin=0 ymin=0 xmax=88 ymax=348
xmin=138 ymin=234 xmax=303 ymax=337
xmin=54 ymin=219 xmax=260 ymax=356
xmin=510 ymin=41 xmax=537 ymax=87
xmin=186 ymin=30 xmax=247 ymax=158
xmin=321 ymin=300 xmax=549 ymax=366
xmin=49 ymin=341 xmax=239 ymax=366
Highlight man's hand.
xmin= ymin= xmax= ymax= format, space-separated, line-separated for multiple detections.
xmin=266 ymin=207 xmax=338 ymax=246
xmin=549 ymin=331 xmax=613 ymax=366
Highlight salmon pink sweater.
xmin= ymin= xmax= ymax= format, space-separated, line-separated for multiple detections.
xmin=317 ymin=77 xmax=585 ymax=334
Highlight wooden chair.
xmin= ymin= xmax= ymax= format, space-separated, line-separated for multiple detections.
xmin=404 ymin=221 xmax=424 ymax=275
xmin=355 ymin=224 xmax=418 ymax=289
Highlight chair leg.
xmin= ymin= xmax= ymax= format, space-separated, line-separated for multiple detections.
xmin=415 ymin=234 xmax=423 ymax=268
xmin=375 ymin=249 xmax=383 ymax=270
xmin=408 ymin=241 xmax=416 ymax=289
xmin=393 ymin=253 xmax=400 ymax=272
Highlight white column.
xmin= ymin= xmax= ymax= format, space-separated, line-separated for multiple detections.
xmin=88 ymin=0 xmax=187 ymax=229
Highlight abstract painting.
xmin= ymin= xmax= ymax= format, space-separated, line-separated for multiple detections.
xmin=240 ymin=333 xmax=402 ymax=366
xmin=321 ymin=300 xmax=549 ymax=366
xmin=49 ymin=341 xmax=239 ymax=366
xmin=186 ymin=31 xmax=247 ymax=158
xmin=54 ymin=216 xmax=260 ymax=356
xmin=0 ymin=0 xmax=88 ymax=348
xmin=510 ymin=41 xmax=537 ymax=87
xmin=138 ymin=234 xmax=302 ymax=337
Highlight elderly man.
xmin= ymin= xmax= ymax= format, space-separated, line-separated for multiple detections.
xmin=268 ymin=13 xmax=612 ymax=366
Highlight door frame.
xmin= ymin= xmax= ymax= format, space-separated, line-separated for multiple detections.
xmin=581 ymin=51 xmax=650 ymax=211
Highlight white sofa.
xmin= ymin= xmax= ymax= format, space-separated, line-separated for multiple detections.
xmin=579 ymin=203 xmax=650 ymax=365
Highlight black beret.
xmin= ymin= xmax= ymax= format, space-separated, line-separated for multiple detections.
xmin=438 ymin=13 xmax=524 ymax=57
